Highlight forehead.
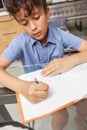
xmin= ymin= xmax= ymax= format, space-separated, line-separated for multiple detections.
xmin=15 ymin=7 xmax=43 ymax=21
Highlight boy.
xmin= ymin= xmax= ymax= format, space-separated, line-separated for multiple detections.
xmin=1 ymin=0 xmax=87 ymax=130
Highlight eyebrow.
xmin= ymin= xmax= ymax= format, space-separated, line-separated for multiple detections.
xmin=32 ymin=10 xmax=40 ymax=15
xmin=19 ymin=11 xmax=40 ymax=22
xmin=19 ymin=19 xmax=27 ymax=22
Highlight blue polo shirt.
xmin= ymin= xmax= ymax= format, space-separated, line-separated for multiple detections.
xmin=1 ymin=27 xmax=82 ymax=71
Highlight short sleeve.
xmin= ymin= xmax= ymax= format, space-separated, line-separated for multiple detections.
xmin=1 ymin=36 xmax=23 ymax=62
xmin=59 ymin=29 xmax=83 ymax=50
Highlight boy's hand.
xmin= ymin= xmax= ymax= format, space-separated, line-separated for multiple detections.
xmin=21 ymin=81 xmax=49 ymax=104
xmin=41 ymin=57 xmax=75 ymax=76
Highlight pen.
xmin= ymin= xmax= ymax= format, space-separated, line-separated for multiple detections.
xmin=34 ymin=78 xmax=39 ymax=84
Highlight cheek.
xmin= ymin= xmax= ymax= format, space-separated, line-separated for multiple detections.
xmin=38 ymin=17 xmax=48 ymax=30
xmin=22 ymin=26 xmax=31 ymax=34
xmin=38 ymin=15 xmax=48 ymax=26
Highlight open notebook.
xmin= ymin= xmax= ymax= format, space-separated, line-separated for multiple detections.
xmin=16 ymin=62 xmax=87 ymax=124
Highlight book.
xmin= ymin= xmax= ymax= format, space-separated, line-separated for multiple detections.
xmin=16 ymin=62 xmax=87 ymax=124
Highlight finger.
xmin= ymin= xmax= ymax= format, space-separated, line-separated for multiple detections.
xmin=42 ymin=66 xmax=59 ymax=76
xmin=35 ymin=90 xmax=49 ymax=98
xmin=48 ymin=72 xmax=58 ymax=76
xmin=42 ymin=59 xmax=58 ymax=74
xmin=35 ymin=82 xmax=49 ymax=91
xmin=41 ymin=63 xmax=51 ymax=74
xmin=41 ymin=67 xmax=55 ymax=76
xmin=29 ymin=96 xmax=45 ymax=104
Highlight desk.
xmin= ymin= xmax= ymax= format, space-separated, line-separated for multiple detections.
xmin=0 ymin=87 xmax=16 ymax=105
xmin=0 ymin=87 xmax=16 ymax=122
xmin=0 ymin=64 xmax=44 ymax=125
xmin=0 ymin=63 xmax=87 ymax=130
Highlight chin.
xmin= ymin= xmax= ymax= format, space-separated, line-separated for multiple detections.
xmin=35 ymin=36 xmax=44 ymax=41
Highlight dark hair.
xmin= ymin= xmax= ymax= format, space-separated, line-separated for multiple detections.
xmin=0 ymin=121 xmax=34 ymax=130
xmin=4 ymin=0 xmax=47 ymax=17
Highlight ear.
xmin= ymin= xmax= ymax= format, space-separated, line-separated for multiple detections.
xmin=46 ymin=6 xmax=50 ymax=20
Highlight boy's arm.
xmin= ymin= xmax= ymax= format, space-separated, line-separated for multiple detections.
xmin=77 ymin=40 xmax=87 ymax=52
xmin=0 ymin=56 xmax=23 ymax=92
xmin=0 ymin=56 xmax=49 ymax=103
xmin=42 ymin=40 xmax=87 ymax=76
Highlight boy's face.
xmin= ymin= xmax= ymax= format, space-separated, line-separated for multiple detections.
xmin=15 ymin=6 xmax=50 ymax=44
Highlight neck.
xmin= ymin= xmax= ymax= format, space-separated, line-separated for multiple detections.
xmin=40 ymin=28 xmax=48 ymax=46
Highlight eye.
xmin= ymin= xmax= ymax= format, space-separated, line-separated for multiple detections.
xmin=20 ymin=21 xmax=28 ymax=26
xmin=22 ymin=22 xmax=28 ymax=26
xmin=34 ymin=15 xmax=40 ymax=20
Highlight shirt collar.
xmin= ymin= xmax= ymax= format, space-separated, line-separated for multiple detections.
xmin=47 ymin=26 xmax=56 ymax=44
xmin=25 ymin=26 xmax=56 ymax=46
xmin=25 ymin=33 xmax=37 ymax=46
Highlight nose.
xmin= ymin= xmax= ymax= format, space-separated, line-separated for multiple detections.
xmin=29 ymin=20 xmax=37 ymax=31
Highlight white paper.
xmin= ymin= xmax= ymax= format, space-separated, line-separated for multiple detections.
xmin=18 ymin=62 xmax=87 ymax=122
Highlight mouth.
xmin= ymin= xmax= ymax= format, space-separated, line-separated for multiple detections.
xmin=33 ymin=32 xmax=41 ymax=37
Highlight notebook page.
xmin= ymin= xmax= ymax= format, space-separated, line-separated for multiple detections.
xmin=18 ymin=62 xmax=87 ymax=123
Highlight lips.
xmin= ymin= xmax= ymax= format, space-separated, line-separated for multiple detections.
xmin=33 ymin=32 xmax=41 ymax=37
